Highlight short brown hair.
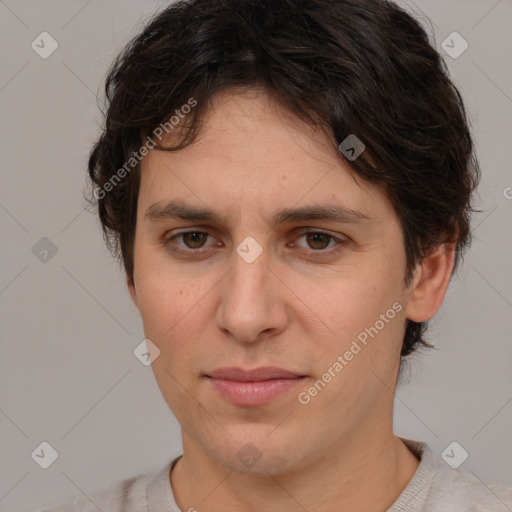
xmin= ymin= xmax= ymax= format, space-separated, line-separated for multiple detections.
xmin=88 ymin=0 xmax=480 ymax=357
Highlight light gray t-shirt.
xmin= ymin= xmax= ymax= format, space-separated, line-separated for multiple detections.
xmin=32 ymin=439 xmax=512 ymax=511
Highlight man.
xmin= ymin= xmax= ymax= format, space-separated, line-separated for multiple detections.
xmin=40 ymin=0 xmax=512 ymax=510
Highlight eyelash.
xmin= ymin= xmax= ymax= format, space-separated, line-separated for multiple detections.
xmin=163 ymin=229 xmax=347 ymax=258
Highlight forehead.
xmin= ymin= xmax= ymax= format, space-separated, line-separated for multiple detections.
xmin=138 ymin=88 xmax=394 ymax=224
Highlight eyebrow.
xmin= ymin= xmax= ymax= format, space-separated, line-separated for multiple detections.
xmin=144 ymin=199 xmax=373 ymax=226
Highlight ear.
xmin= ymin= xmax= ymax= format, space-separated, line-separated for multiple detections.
xmin=405 ymin=242 xmax=456 ymax=322
xmin=127 ymin=276 xmax=139 ymax=310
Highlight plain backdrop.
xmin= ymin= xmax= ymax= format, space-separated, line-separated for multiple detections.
xmin=1 ymin=0 xmax=511 ymax=510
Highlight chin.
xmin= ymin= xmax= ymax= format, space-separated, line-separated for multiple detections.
xmin=204 ymin=429 xmax=310 ymax=477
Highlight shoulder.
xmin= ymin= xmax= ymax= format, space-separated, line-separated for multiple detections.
xmin=396 ymin=438 xmax=512 ymax=512
xmin=31 ymin=470 xmax=154 ymax=512
xmin=427 ymin=463 xmax=512 ymax=512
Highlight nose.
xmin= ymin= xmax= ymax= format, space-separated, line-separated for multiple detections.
xmin=215 ymin=242 xmax=289 ymax=343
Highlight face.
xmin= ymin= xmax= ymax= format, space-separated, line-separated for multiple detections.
xmin=129 ymin=87 xmax=415 ymax=476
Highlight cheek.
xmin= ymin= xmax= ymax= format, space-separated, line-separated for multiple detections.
xmin=133 ymin=256 xmax=219 ymax=374
xmin=134 ymin=246 xmax=200 ymax=329
xmin=134 ymin=268 xmax=210 ymax=419
xmin=137 ymin=278 xmax=201 ymax=349
xmin=306 ymin=266 xmax=403 ymax=336
xmin=295 ymin=279 xmax=405 ymax=421
xmin=292 ymin=254 xmax=406 ymax=379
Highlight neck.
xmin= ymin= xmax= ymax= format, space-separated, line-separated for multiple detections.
xmin=171 ymin=421 xmax=420 ymax=512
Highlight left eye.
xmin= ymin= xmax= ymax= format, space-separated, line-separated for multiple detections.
xmin=292 ymin=231 xmax=340 ymax=251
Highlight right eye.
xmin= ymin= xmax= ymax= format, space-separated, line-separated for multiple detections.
xmin=164 ymin=230 xmax=222 ymax=255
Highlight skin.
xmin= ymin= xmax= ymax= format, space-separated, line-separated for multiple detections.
xmin=128 ymin=86 xmax=455 ymax=511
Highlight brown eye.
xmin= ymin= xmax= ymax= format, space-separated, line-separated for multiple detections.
xmin=290 ymin=229 xmax=347 ymax=259
xmin=181 ymin=232 xmax=209 ymax=249
xmin=164 ymin=229 xmax=222 ymax=256
xmin=305 ymin=232 xmax=332 ymax=250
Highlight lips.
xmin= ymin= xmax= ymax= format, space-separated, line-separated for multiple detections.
xmin=205 ymin=366 xmax=306 ymax=407
xmin=206 ymin=366 xmax=304 ymax=381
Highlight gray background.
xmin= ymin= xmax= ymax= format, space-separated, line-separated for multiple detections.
xmin=0 ymin=0 xmax=511 ymax=510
